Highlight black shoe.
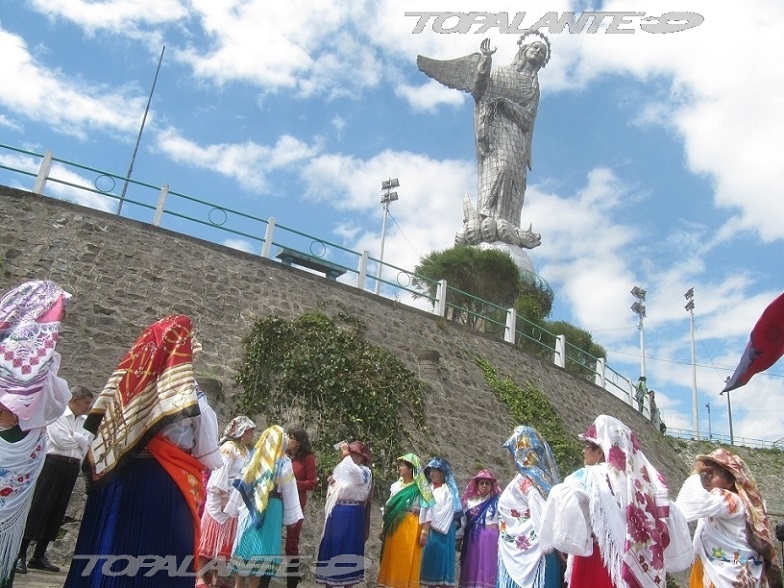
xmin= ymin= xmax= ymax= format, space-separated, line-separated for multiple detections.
xmin=15 ymin=557 xmax=27 ymax=574
xmin=28 ymin=556 xmax=60 ymax=572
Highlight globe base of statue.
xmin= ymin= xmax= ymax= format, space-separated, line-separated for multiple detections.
xmin=477 ymin=241 xmax=536 ymax=277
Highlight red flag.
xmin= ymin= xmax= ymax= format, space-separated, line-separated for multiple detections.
xmin=723 ymin=291 xmax=784 ymax=393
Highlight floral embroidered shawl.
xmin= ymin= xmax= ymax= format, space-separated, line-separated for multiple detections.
xmin=580 ymin=414 xmax=671 ymax=588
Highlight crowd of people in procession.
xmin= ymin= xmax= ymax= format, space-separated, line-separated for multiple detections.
xmin=1 ymin=279 xmax=782 ymax=588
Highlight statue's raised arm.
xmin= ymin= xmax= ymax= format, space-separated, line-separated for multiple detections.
xmin=417 ymin=33 xmax=551 ymax=251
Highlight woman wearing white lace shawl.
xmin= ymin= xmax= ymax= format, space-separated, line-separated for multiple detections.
xmin=315 ymin=440 xmax=373 ymax=588
xmin=539 ymin=414 xmax=691 ymax=588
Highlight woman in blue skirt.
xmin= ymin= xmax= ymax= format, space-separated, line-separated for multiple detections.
xmin=420 ymin=456 xmax=463 ymax=588
xmin=315 ymin=440 xmax=373 ymax=587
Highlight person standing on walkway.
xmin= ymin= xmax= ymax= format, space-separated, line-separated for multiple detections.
xmin=377 ymin=452 xmax=435 ymax=588
xmin=497 ymin=425 xmax=562 ymax=588
xmin=197 ymin=415 xmax=256 ymax=588
xmin=64 ymin=315 xmax=222 ymax=588
xmin=315 ymin=440 xmax=373 ymax=588
xmin=229 ymin=425 xmax=303 ymax=588
xmin=458 ymin=469 xmax=501 ymax=588
xmin=676 ymin=448 xmax=782 ymax=588
xmin=285 ymin=426 xmax=317 ymax=588
xmin=539 ymin=414 xmax=692 ymax=588
xmin=16 ymin=385 xmax=94 ymax=574
xmin=0 ymin=280 xmax=71 ymax=588
xmin=420 ymin=456 xmax=462 ymax=588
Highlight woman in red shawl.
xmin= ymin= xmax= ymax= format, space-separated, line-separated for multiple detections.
xmin=64 ymin=315 xmax=221 ymax=588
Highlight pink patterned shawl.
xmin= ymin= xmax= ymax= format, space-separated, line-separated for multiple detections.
xmin=579 ymin=414 xmax=672 ymax=588
xmin=0 ymin=280 xmax=70 ymax=422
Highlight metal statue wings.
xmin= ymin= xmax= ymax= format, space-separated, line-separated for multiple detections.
xmin=416 ymin=53 xmax=482 ymax=94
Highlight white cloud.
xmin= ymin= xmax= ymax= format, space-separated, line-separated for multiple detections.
xmin=222 ymin=238 xmax=254 ymax=253
xmin=0 ymin=114 xmax=22 ymax=133
xmin=28 ymin=0 xmax=188 ymax=32
xmin=0 ymin=28 xmax=146 ymax=139
xmin=395 ymin=80 xmax=466 ymax=112
xmin=154 ymin=128 xmax=320 ymax=191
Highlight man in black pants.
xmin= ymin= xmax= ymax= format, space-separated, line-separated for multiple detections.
xmin=15 ymin=386 xmax=93 ymax=574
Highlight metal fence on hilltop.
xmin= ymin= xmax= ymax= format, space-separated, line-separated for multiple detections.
xmin=0 ymin=142 xmax=779 ymax=450
xmin=664 ymin=428 xmax=784 ymax=450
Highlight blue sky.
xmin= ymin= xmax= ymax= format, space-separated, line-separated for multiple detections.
xmin=1 ymin=0 xmax=782 ymax=443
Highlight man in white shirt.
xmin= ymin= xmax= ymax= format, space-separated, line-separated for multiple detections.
xmin=15 ymin=386 xmax=94 ymax=574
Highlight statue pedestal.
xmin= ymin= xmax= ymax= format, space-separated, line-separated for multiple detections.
xmin=477 ymin=241 xmax=536 ymax=277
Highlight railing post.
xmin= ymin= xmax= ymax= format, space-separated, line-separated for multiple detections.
xmin=504 ymin=308 xmax=516 ymax=344
xmin=628 ymin=378 xmax=635 ymax=407
xmin=33 ymin=150 xmax=54 ymax=195
xmin=357 ymin=250 xmax=369 ymax=289
xmin=261 ymin=217 xmax=276 ymax=258
xmin=434 ymin=279 xmax=447 ymax=317
xmin=594 ymin=357 xmax=606 ymax=388
xmin=554 ymin=334 xmax=566 ymax=368
xmin=152 ymin=184 xmax=169 ymax=226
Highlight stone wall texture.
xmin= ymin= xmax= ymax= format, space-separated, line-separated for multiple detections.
xmin=5 ymin=185 xmax=782 ymax=586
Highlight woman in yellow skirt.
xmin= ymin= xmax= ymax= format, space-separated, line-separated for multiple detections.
xmin=377 ymin=453 xmax=435 ymax=588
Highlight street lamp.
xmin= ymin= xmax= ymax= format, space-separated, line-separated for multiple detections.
xmin=375 ymin=178 xmax=399 ymax=295
xmin=630 ymin=286 xmax=647 ymax=382
xmin=720 ymin=376 xmax=735 ymax=445
xmin=684 ymin=288 xmax=699 ymax=437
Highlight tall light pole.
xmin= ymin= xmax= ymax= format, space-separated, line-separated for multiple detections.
xmin=721 ymin=376 xmax=735 ymax=445
xmin=375 ymin=178 xmax=399 ymax=295
xmin=705 ymin=402 xmax=712 ymax=439
xmin=684 ymin=288 xmax=699 ymax=437
xmin=630 ymin=286 xmax=647 ymax=381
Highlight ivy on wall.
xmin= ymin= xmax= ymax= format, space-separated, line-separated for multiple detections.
xmin=475 ymin=357 xmax=583 ymax=475
xmin=234 ymin=310 xmax=427 ymax=495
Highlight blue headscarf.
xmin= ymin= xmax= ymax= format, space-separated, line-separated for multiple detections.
xmin=502 ymin=426 xmax=561 ymax=498
xmin=424 ymin=456 xmax=462 ymax=514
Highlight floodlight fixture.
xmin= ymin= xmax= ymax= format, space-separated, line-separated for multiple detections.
xmin=630 ymin=301 xmax=646 ymax=318
xmin=630 ymin=286 xmax=647 ymax=301
xmin=376 ymin=178 xmax=400 ymax=295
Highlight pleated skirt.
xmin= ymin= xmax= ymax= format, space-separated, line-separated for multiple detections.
xmin=231 ymin=496 xmax=283 ymax=577
xmin=377 ymin=512 xmax=424 ymax=588
xmin=315 ymin=503 xmax=366 ymax=585
xmin=420 ymin=522 xmax=457 ymax=587
xmin=459 ymin=525 xmax=499 ymax=588
xmin=199 ymin=511 xmax=238 ymax=560
xmin=64 ymin=457 xmax=194 ymax=588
